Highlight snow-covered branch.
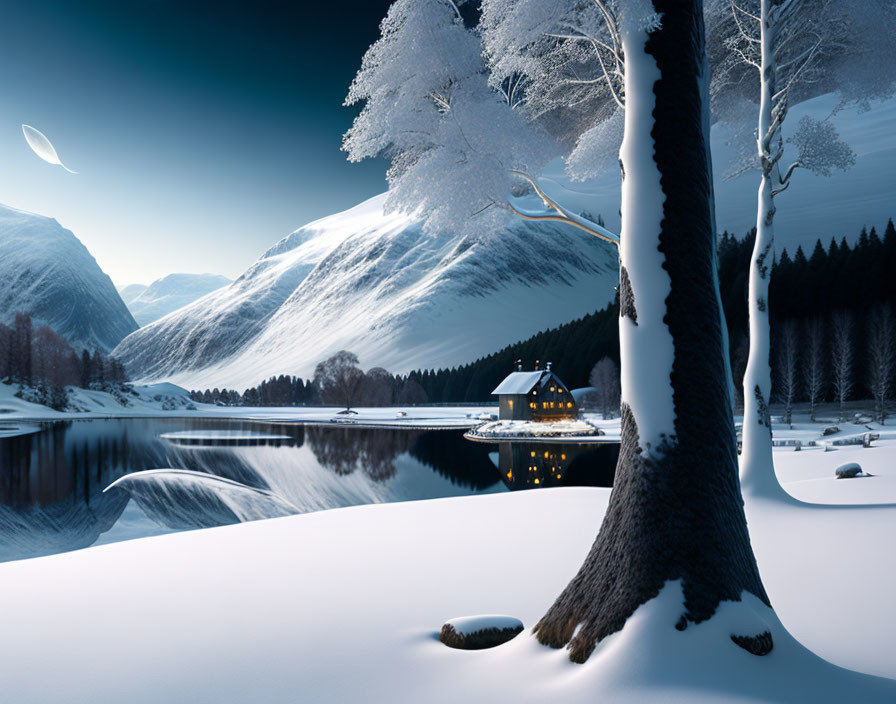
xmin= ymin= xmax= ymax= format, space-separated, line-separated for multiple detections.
xmin=507 ymin=170 xmax=619 ymax=246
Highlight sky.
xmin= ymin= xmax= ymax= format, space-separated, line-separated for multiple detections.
xmin=0 ymin=0 xmax=393 ymax=285
xmin=2 ymin=1 xmax=894 ymax=287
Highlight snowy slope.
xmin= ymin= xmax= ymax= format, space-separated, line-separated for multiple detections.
xmin=0 ymin=462 xmax=894 ymax=702
xmin=121 ymin=273 xmax=232 ymax=326
xmin=0 ymin=202 xmax=137 ymax=352
xmin=114 ymin=195 xmax=618 ymax=389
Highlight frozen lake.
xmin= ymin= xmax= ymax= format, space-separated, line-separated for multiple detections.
xmin=0 ymin=418 xmax=617 ymax=562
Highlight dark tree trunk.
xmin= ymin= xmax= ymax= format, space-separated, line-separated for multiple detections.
xmin=533 ymin=0 xmax=771 ymax=664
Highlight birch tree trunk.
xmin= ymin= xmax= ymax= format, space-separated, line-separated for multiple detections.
xmin=533 ymin=0 xmax=772 ymax=664
xmin=739 ymin=0 xmax=781 ymax=498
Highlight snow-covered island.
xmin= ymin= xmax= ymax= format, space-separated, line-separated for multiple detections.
xmin=466 ymin=418 xmax=605 ymax=442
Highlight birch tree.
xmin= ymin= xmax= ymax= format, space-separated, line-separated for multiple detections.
xmin=588 ymin=356 xmax=620 ymax=419
xmin=348 ymin=0 xmax=773 ymax=662
xmin=868 ymin=304 xmax=895 ymax=425
xmin=803 ymin=316 xmax=825 ymax=422
xmin=829 ymin=309 xmax=854 ymax=422
xmin=774 ymin=318 xmax=799 ymax=425
xmin=709 ymin=0 xmax=896 ymax=495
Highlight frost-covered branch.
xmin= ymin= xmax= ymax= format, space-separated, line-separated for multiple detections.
xmin=507 ymin=170 xmax=619 ymax=245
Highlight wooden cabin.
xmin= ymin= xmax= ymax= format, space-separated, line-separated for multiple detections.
xmin=491 ymin=363 xmax=578 ymax=421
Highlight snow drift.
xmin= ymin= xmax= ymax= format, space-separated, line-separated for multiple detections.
xmin=113 ymin=194 xmax=618 ymax=389
xmin=0 ymin=202 xmax=138 ymax=352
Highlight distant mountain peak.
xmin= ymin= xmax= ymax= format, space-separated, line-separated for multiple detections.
xmin=121 ymin=272 xmax=233 ymax=327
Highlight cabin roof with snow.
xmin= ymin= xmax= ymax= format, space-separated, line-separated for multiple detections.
xmin=491 ymin=371 xmax=546 ymax=396
xmin=491 ymin=368 xmax=573 ymax=397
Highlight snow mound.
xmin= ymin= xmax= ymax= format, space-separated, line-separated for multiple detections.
xmin=1 ymin=485 xmax=894 ymax=701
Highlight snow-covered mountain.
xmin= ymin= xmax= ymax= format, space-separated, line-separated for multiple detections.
xmin=113 ymin=195 xmax=618 ymax=389
xmin=0 ymin=203 xmax=137 ymax=352
xmin=118 ymin=283 xmax=148 ymax=306
xmin=119 ymin=273 xmax=232 ymax=326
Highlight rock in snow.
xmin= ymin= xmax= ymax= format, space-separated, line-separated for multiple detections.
xmin=0 ymin=202 xmax=137 ymax=352
xmin=835 ymin=463 xmax=865 ymax=479
xmin=113 ymin=193 xmax=618 ymax=389
xmin=440 ymin=615 xmax=524 ymax=650
xmin=120 ymin=273 xmax=232 ymax=326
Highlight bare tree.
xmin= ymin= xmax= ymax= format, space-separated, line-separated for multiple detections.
xmin=803 ymin=316 xmax=825 ymax=422
xmin=707 ymin=0 xmax=893 ymax=494
xmin=359 ymin=367 xmax=395 ymax=406
xmin=313 ymin=351 xmax=365 ymax=410
xmin=829 ymin=309 xmax=855 ymax=422
xmin=867 ymin=304 xmax=895 ymax=424
xmin=396 ymin=378 xmax=428 ymax=406
xmin=589 ymin=357 xmax=621 ymax=419
xmin=774 ymin=319 xmax=799 ymax=425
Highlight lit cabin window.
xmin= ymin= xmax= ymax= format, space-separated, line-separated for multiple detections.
xmin=542 ymin=401 xmax=548 ymax=408
xmin=561 ymin=453 xmax=566 ymax=460
xmin=508 ymin=399 xmax=514 ymax=410
xmin=567 ymin=402 xmax=573 ymax=408
xmin=530 ymin=450 xmax=536 ymax=457
xmin=506 ymin=470 xmax=513 ymax=480
xmin=550 ymin=401 xmax=555 ymax=408
xmin=544 ymin=451 xmax=549 ymax=458
xmin=533 ymin=478 xmax=540 ymax=485
xmin=550 ymin=386 xmax=555 ymax=392
xmin=532 ymin=390 xmax=537 ymax=396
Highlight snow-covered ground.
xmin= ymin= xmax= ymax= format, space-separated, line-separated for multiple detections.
xmin=0 ymin=383 xmax=492 ymax=428
xmin=0 ymin=412 xmax=894 ymax=701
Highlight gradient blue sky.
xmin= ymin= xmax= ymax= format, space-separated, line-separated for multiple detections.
xmin=0 ymin=0 xmax=392 ymax=284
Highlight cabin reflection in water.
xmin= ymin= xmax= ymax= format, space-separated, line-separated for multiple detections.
xmin=495 ymin=442 xmax=618 ymax=490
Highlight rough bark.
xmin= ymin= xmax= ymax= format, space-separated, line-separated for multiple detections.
xmin=533 ymin=0 xmax=771 ymax=664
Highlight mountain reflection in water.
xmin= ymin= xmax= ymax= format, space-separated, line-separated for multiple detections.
xmin=0 ymin=418 xmax=619 ymax=563
xmin=0 ymin=419 xmax=503 ymax=562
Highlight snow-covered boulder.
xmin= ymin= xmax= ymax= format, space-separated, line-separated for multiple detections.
xmin=439 ymin=615 xmax=523 ymax=650
xmin=835 ymin=463 xmax=866 ymax=479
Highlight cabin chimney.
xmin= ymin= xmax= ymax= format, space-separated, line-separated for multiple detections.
xmin=546 ymin=361 xmax=552 ymax=371
xmin=515 ymin=359 xmax=523 ymax=372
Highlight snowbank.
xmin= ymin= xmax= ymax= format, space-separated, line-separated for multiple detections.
xmin=1 ymin=454 xmax=895 ymax=701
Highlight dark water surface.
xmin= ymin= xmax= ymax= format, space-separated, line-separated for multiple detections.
xmin=0 ymin=418 xmax=617 ymax=563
